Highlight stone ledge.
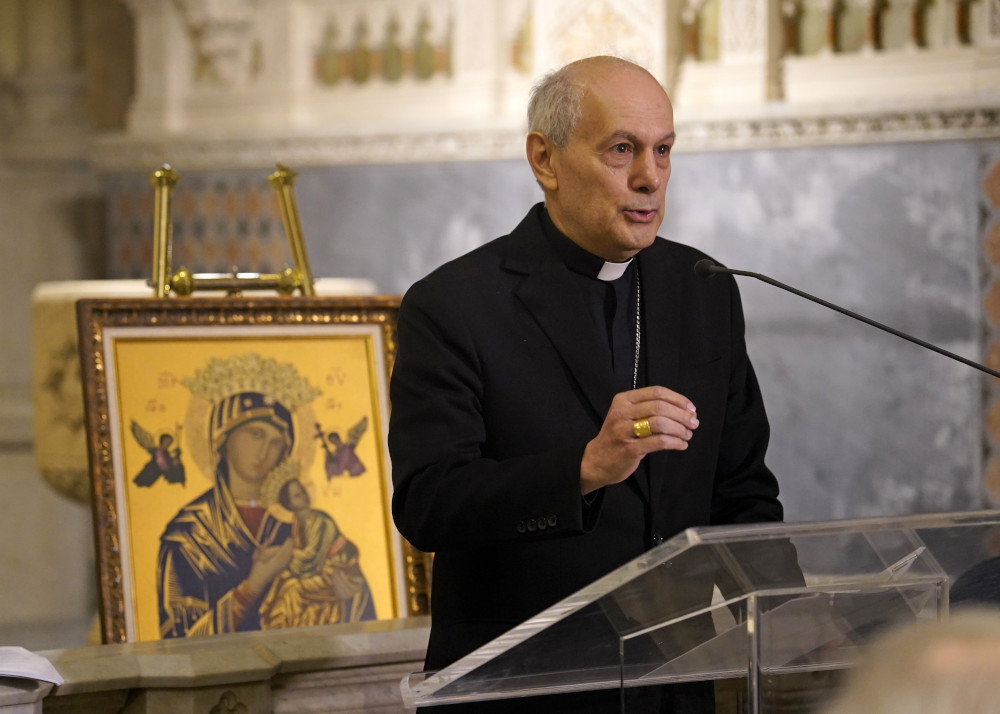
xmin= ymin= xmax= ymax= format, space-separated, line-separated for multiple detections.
xmin=35 ymin=617 xmax=430 ymax=714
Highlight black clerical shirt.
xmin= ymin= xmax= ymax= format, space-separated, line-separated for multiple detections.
xmin=539 ymin=206 xmax=645 ymax=392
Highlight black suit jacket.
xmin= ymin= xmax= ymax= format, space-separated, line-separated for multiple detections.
xmin=389 ymin=204 xmax=785 ymax=673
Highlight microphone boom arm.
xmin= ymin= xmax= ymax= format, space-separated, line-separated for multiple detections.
xmin=706 ymin=261 xmax=1000 ymax=380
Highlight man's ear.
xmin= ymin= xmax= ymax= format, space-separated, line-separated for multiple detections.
xmin=526 ymin=132 xmax=559 ymax=192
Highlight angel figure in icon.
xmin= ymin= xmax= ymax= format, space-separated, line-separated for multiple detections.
xmin=315 ymin=415 xmax=367 ymax=479
xmin=130 ymin=420 xmax=186 ymax=487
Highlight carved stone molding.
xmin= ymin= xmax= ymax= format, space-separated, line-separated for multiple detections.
xmin=537 ymin=0 xmax=665 ymax=75
xmin=88 ymin=125 xmax=530 ymax=171
xmin=721 ymin=0 xmax=767 ymax=59
xmin=88 ymin=102 xmax=1000 ymax=173
xmin=675 ymin=103 xmax=1000 ymax=151
xmin=272 ymin=661 xmax=420 ymax=713
xmin=168 ymin=0 xmax=262 ymax=87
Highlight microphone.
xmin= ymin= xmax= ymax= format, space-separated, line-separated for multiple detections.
xmin=693 ymin=258 xmax=1000 ymax=380
xmin=694 ymin=259 xmax=727 ymax=279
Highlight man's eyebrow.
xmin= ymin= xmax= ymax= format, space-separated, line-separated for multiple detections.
xmin=606 ymin=130 xmax=676 ymax=145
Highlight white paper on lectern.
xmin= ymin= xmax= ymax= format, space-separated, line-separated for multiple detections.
xmin=0 ymin=647 xmax=64 ymax=685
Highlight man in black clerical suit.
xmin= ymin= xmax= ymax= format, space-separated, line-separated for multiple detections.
xmin=388 ymin=55 xmax=790 ymax=712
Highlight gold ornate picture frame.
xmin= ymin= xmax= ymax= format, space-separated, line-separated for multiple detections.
xmin=77 ymin=296 xmax=430 ymax=644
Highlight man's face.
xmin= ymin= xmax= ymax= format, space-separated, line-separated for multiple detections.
xmin=544 ymin=66 xmax=675 ymax=262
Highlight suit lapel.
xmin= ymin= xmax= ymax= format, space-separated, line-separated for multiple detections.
xmin=513 ymin=263 xmax=619 ymax=424
xmin=639 ymin=244 xmax=680 ymax=395
xmin=504 ymin=208 xmax=618 ymax=423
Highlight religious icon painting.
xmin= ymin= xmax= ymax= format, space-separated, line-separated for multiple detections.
xmin=77 ymin=296 xmax=431 ymax=644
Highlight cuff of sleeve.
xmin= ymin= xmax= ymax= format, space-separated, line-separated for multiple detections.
xmin=581 ymin=487 xmax=605 ymax=532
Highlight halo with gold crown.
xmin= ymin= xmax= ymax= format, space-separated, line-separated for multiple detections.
xmin=181 ymin=352 xmax=322 ymax=503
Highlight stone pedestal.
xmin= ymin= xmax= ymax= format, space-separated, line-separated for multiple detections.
xmin=36 ymin=616 xmax=429 ymax=714
xmin=0 ymin=678 xmax=53 ymax=714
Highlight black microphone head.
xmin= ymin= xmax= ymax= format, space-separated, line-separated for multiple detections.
xmin=694 ymin=259 xmax=718 ymax=279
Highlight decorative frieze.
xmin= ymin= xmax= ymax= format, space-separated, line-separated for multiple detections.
xmin=96 ymin=0 xmax=1000 ymax=161
xmin=311 ymin=6 xmax=454 ymax=86
xmin=169 ymin=0 xmax=263 ymax=86
xmin=534 ymin=0 xmax=666 ymax=77
xmin=720 ymin=0 xmax=769 ymax=59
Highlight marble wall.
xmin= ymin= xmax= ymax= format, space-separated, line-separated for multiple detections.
xmin=669 ymin=142 xmax=988 ymax=522
xmin=101 ymin=138 xmax=996 ymax=526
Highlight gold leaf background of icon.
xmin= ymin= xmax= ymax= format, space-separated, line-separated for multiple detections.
xmin=112 ymin=333 xmax=395 ymax=641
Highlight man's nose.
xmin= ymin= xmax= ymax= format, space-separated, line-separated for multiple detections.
xmin=630 ymin=151 xmax=662 ymax=193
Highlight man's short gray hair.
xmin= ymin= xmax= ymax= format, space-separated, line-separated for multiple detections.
xmin=527 ymin=65 xmax=584 ymax=149
xmin=527 ymin=56 xmax=645 ymax=149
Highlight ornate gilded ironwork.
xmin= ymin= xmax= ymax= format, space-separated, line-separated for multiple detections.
xmin=148 ymin=162 xmax=316 ymax=297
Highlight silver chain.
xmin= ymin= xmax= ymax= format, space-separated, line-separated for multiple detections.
xmin=632 ymin=269 xmax=641 ymax=390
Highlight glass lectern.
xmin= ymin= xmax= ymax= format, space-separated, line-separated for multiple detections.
xmin=402 ymin=510 xmax=1000 ymax=712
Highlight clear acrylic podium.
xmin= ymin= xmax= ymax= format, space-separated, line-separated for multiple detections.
xmin=402 ymin=510 xmax=1000 ymax=712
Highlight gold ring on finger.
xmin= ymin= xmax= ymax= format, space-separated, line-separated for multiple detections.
xmin=632 ymin=418 xmax=652 ymax=438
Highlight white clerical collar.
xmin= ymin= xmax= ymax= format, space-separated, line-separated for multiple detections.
xmin=596 ymin=259 xmax=633 ymax=282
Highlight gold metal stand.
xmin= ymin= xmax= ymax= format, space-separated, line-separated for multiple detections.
xmin=148 ymin=163 xmax=316 ymax=297
xmin=268 ymin=164 xmax=316 ymax=296
xmin=150 ymin=165 xmax=178 ymax=298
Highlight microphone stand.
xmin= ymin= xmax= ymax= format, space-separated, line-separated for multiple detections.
xmin=694 ymin=259 xmax=1000 ymax=380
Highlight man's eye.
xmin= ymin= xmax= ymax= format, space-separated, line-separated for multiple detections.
xmin=657 ymin=144 xmax=671 ymax=155
xmin=612 ymin=143 xmax=631 ymax=153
